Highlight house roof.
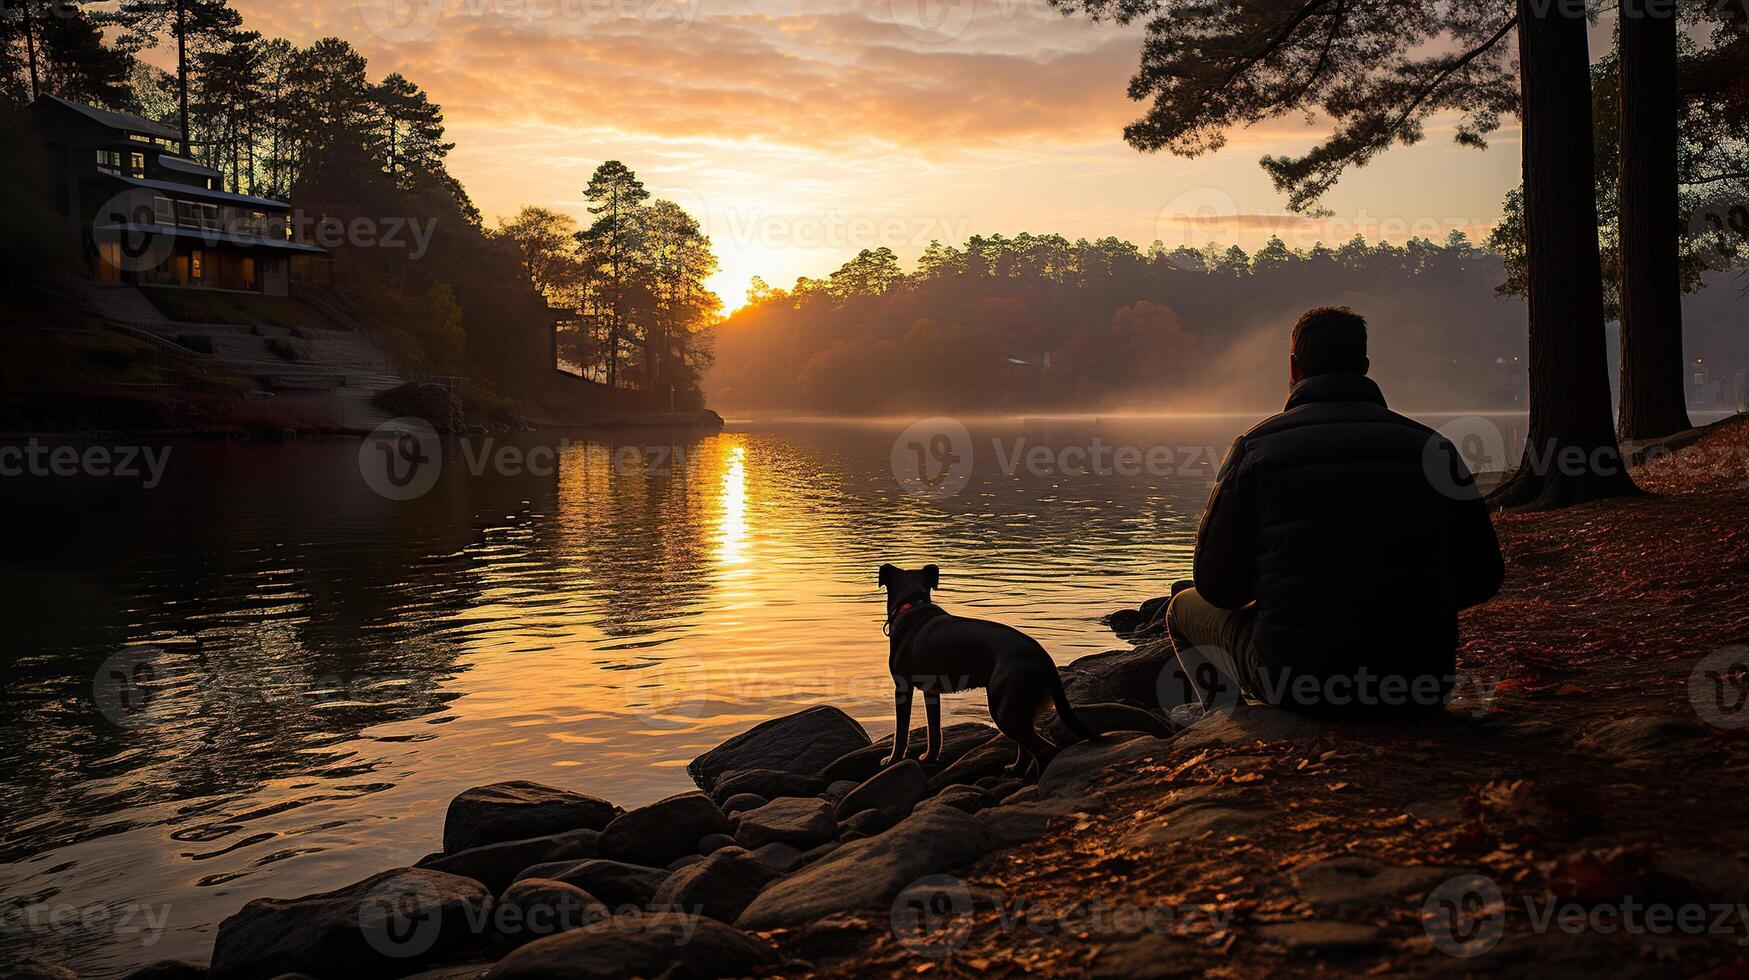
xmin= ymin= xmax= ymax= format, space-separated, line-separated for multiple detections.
xmin=108 ymin=173 xmax=292 ymax=210
xmin=160 ymin=154 xmax=222 ymax=180
xmin=39 ymin=95 xmax=183 ymax=142
xmin=92 ymin=221 xmax=330 ymax=255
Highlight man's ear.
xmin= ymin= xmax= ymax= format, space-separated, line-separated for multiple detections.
xmin=878 ymin=563 xmax=898 ymax=587
xmin=923 ymin=564 xmax=939 ymax=588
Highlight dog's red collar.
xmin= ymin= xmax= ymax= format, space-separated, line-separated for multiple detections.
xmin=883 ymin=601 xmax=928 ymax=637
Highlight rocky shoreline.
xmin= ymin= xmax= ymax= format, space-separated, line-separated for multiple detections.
xmin=15 ymin=643 xmax=1186 ymax=980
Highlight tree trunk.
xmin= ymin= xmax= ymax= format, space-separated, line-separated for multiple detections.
xmin=1615 ymin=1 xmax=1692 ymax=442
xmin=1489 ymin=0 xmax=1639 ymax=510
xmin=23 ymin=0 xmax=40 ymax=102
xmin=177 ymin=0 xmax=190 ymax=148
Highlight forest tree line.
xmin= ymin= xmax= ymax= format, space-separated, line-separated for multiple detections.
xmin=709 ymin=227 xmax=1747 ymax=416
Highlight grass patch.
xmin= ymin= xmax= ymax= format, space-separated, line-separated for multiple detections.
xmin=140 ymin=288 xmax=332 ymax=332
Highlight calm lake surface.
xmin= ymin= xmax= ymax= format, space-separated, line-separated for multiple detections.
xmin=0 ymin=412 xmax=1554 ymax=973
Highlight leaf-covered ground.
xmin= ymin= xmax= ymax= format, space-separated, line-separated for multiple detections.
xmin=763 ymin=417 xmax=1749 ymax=978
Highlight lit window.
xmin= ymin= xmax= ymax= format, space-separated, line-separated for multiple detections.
xmin=95 ymin=149 xmax=122 ymax=174
xmin=129 ymin=152 xmax=145 ymax=177
xmin=129 ymin=133 xmax=151 ymax=143
xmin=191 ymin=250 xmax=204 ymax=279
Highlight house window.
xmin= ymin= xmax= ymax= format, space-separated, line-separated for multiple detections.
xmin=176 ymin=200 xmax=197 ymax=228
xmin=96 ymin=149 xmax=122 ymax=175
xmin=191 ymin=250 xmax=204 ymax=279
xmin=200 ymin=203 xmax=220 ymax=231
xmin=155 ymin=138 xmax=180 ymax=153
xmin=129 ymin=152 xmax=145 ymax=178
xmin=129 ymin=133 xmax=151 ymax=143
xmin=154 ymin=197 xmax=174 ymax=225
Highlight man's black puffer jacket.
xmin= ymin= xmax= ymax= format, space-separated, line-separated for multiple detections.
xmin=1194 ymin=373 xmax=1505 ymax=711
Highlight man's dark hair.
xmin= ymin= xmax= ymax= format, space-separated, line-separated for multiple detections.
xmin=1291 ymin=307 xmax=1369 ymax=377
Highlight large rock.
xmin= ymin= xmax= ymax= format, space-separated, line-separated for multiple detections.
xmin=373 ymin=381 xmax=465 ymax=433
xmin=513 ymin=859 xmax=669 ymax=909
xmin=925 ymin=737 xmax=1018 ymax=793
xmin=687 ymin=705 xmax=870 ymax=791
xmin=649 ymin=846 xmax=780 ymax=922
xmin=734 ymin=797 xmax=838 ymax=850
xmin=979 ymin=796 xmax=1099 ymax=846
xmin=835 ymin=759 xmax=928 ymax=822
xmin=596 ymin=792 xmax=732 ymax=867
xmin=750 ymin=842 xmax=806 ymax=874
xmin=736 ymin=806 xmax=992 ymax=929
xmin=1290 ymin=856 xmax=1465 ymax=916
xmin=210 ymin=868 xmax=491 ymax=979
xmin=443 ymin=782 xmax=619 ymax=854
xmin=1060 ymin=641 xmax=1184 ymax=709
xmin=494 ymin=878 xmax=608 ymax=947
xmin=1171 ymin=705 xmax=1339 ymax=751
xmin=1041 ymin=701 xmax=1173 ymax=743
xmin=819 ymin=722 xmax=999 ymax=783
xmin=916 ymin=784 xmax=997 ymax=816
xmin=416 ymin=828 xmax=598 ymax=895
xmin=707 ymin=768 xmax=827 ymax=805
xmin=1579 ymin=715 xmax=1711 ymax=762
xmin=483 ymin=912 xmax=778 ymax=979
xmin=1036 ymin=732 xmax=1165 ymax=798
xmin=721 ymin=793 xmax=767 ymax=815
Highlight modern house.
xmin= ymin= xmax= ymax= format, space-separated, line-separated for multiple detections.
xmin=33 ymin=95 xmax=327 ymax=296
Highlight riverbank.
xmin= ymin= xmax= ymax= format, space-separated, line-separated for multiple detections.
xmin=14 ymin=418 xmax=1748 ymax=979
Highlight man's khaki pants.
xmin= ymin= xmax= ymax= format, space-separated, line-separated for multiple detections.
xmin=1165 ymin=586 xmax=1259 ymax=708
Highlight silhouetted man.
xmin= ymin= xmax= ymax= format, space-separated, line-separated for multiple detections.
xmin=1167 ymin=307 xmax=1505 ymax=715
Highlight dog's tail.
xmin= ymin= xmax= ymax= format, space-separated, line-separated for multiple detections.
xmin=1047 ymin=668 xmax=1101 ymax=744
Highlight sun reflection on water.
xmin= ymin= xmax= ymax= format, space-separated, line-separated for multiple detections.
xmin=716 ymin=441 xmax=749 ymax=568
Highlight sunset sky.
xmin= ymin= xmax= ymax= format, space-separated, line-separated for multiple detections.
xmin=225 ymin=0 xmax=1523 ymax=309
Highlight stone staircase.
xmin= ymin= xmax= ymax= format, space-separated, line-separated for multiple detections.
xmin=32 ymin=278 xmax=409 ymax=432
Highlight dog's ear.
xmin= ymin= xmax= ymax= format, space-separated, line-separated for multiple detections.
xmin=923 ymin=564 xmax=939 ymax=588
xmin=878 ymin=563 xmax=898 ymax=587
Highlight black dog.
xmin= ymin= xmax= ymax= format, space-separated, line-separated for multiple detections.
xmin=879 ymin=563 xmax=1097 ymax=778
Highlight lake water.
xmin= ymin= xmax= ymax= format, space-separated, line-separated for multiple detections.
xmin=0 ymin=409 xmax=1623 ymax=973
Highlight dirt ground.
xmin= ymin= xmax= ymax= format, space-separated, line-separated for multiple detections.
xmin=765 ymin=417 xmax=1749 ymax=978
